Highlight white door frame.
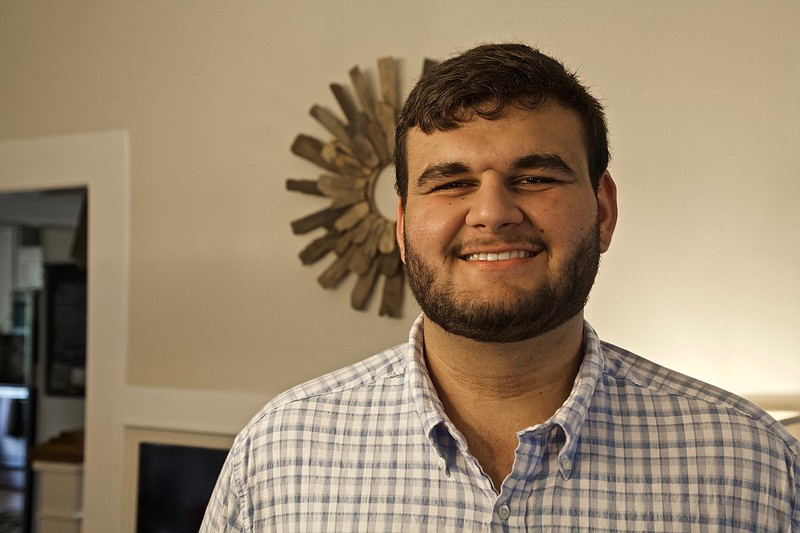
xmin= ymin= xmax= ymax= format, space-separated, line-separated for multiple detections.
xmin=0 ymin=130 xmax=130 ymax=531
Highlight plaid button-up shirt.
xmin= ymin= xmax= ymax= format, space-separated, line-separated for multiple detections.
xmin=202 ymin=315 xmax=799 ymax=532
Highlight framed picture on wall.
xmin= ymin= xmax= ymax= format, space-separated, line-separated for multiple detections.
xmin=44 ymin=264 xmax=86 ymax=397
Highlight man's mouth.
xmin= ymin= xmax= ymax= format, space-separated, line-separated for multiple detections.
xmin=463 ymin=250 xmax=535 ymax=262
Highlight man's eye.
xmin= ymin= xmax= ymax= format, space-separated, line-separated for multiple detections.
xmin=518 ymin=176 xmax=555 ymax=185
xmin=434 ymin=181 xmax=469 ymax=191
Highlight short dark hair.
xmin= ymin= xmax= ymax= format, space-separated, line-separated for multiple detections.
xmin=394 ymin=43 xmax=609 ymax=205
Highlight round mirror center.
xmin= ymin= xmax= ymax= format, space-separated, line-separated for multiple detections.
xmin=371 ymin=164 xmax=398 ymax=221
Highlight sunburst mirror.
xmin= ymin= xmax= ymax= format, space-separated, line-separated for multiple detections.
xmin=287 ymin=56 xmax=437 ymax=318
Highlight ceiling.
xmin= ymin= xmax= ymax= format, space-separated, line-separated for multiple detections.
xmin=0 ymin=189 xmax=85 ymax=227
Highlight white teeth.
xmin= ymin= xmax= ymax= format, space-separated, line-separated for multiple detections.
xmin=465 ymin=250 xmax=532 ymax=262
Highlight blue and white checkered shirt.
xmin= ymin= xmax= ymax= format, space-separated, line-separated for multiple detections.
xmin=201 ymin=315 xmax=799 ymax=531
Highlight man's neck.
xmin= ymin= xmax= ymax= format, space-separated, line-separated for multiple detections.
xmin=422 ymin=314 xmax=586 ymax=490
xmin=423 ymin=313 xmax=585 ymax=411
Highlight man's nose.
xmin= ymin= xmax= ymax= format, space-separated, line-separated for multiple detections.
xmin=464 ymin=172 xmax=524 ymax=230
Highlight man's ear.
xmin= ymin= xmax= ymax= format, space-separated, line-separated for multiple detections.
xmin=596 ymin=171 xmax=618 ymax=253
xmin=395 ymin=196 xmax=406 ymax=263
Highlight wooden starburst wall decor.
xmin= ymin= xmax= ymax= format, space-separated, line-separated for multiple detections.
xmin=286 ymin=57 xmax=437 ymax=318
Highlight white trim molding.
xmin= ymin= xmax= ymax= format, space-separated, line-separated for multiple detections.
xmin=1 ymin=131 xmax=130 ymax=531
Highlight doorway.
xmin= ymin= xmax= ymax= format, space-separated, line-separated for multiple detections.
xmin=0 ymin=188 xmax=86 ymax=533
xmin=0 ymin=131 xmax=129 ymax=532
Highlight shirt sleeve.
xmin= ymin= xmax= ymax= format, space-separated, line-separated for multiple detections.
xmin=793 ymin=455 xmax=800 ymax=532
xmin=199 ymin=445 xmax=248 ymax=533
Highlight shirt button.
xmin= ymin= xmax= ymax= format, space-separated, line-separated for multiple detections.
xmin=497 ymin=503 xmax=511 ymax=521
xmin=560 ymin=456 xmax=572 ymax=470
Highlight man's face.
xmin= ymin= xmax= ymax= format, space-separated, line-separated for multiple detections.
xmin=396 ymin=103 xmax=617 ymax=343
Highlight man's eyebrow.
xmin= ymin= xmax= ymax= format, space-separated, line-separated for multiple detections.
xmin=415 ymin=161 xmax=471 ymax=187
xmin=512 ymin=153 xmax=577 ymax=177
xmin=415 ymin=154 xmax=577 ymax=188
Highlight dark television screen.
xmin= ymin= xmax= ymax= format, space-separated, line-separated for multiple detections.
xmin=137 ymin=442 xmax=228 ymax=533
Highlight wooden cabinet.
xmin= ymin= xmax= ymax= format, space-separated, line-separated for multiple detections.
xmin=31 ymin=461 xmax=82 ymax=533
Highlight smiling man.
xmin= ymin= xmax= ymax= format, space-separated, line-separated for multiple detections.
xmin=202 ymin=44 xmax=798 ymax=532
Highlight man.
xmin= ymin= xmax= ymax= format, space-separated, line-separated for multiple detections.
xmin=202 ymin=43 xmax=798 ymax=531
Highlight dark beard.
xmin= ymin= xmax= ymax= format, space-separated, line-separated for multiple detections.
xmin=403 ymin=221 xmax=601 ymax=343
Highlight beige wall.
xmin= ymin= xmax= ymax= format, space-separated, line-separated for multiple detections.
xmin=1 ymin=0 xmax=799 ymax=400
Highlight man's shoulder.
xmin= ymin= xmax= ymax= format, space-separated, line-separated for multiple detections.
xmin=242 ymin=342 xmax=410 ymax=433
xmin=599 ymin=341 xmax=799 ymax=453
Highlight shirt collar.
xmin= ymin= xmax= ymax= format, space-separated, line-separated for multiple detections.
xmin=405 ymin=314 xmax=607 ymax=479
xmin=548 ymin=321 xmax=606 ymax=478
xmin=406 ymin=314 xmax=449 ymax=441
